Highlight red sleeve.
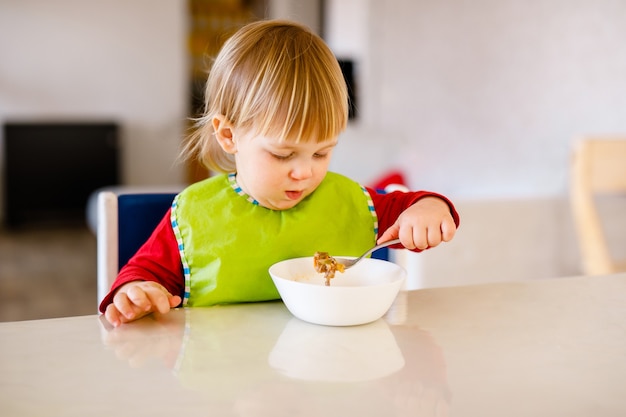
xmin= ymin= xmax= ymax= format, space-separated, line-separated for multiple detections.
xmin=98 ymin=208 xmax=184 ymax=313
xmin=367 ymin=187 xmax=460 ymax=249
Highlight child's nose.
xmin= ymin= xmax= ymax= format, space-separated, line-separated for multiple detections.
xmin=289 ymin=162 xmax=313 ymax=180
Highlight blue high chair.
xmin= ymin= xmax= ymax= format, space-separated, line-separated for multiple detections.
xmin=96 ymin=191 xmax=178 ymax=307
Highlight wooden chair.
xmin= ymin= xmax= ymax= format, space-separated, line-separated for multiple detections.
xmin=570 ymin=137 xmax=626 ymax=275
xmin=96 ymin=191 xmax=178 ymax=307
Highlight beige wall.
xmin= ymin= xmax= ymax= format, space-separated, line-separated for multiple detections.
xmin=326 ymin=0 xmax=626 ymax=199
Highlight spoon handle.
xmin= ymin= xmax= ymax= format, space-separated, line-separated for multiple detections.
xmin=367 ymin=238 xmax=401 ymax=256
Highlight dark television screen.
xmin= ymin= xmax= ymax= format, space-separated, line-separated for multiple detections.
xmin=338 ymin=59 xmax=357 ymax=120
xmin=2 ymin=122 xmax=120 ymax=228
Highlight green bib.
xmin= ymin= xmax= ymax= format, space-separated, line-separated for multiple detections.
xmin=171 ymin=172 xmax=377 ymax=306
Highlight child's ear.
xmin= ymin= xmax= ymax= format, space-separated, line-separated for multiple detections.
xmin=212 ymin=115 xmax=237 ymax=154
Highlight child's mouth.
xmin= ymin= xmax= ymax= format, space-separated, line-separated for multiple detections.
xmin=285 ymin=190 xmax=303 ymax=200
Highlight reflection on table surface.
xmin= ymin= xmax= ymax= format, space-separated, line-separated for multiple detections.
xmin=1 ymin=273 xmax=625 ymax=417
xmin=100 ymin=297 xmax=449 ymax=416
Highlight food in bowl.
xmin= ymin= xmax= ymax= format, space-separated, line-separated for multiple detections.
xmin=269 ymin=257 xmax=406 ymax=326
xmin=313 ymin=251 xmax=345 ymax=286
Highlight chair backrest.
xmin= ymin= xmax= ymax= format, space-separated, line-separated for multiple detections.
xmin=96 ymin=191 xmax=178 ymax=307
xmin=570 ymin=137 xmax=626 ymax=275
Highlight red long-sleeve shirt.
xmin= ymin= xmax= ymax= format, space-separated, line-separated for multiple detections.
xmin=99 ymin=188 xmax=459 ymax=313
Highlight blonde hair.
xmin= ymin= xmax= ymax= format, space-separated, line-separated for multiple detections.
xmin=182 ymin=19 xmax=349 ymax=173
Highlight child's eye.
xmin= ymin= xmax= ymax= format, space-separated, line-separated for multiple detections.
xmin=271 ymin=152 xmax=293 ymax=160
xmin=313 ymin=153 xmax=329 ymax=159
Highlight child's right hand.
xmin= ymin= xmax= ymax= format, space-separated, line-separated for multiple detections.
xmin=103 ymin=281 xmax=182 ymax=327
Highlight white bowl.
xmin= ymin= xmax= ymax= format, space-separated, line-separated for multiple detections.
xmin=269 ymin=257 xmax=406 ymax=326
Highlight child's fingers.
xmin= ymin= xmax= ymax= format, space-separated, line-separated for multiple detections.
xmin=412 ymin=228 xmax=429 ymax=250
xmin=104 ymin=304 xmax=126 ymax=327
xmin=104 ymin=282 xmax=178 ymax=326
xmin=110 ymin=288 xmax=152 ymax=326
xmin=169 ymin=295 xmax=182 ymax=308
xmin=144 ymin=287 xmax=175 ymax=314
xmin=426 ymin=225 xmax=443 ymax=248
xmin=441 ymin=217 xmax=457 ymax=242
xmin=124 ymin=285 xmax=153 ymax=312
xmin=422 ymin=216 xmax=455 ymax=248
xmin=377 ymin=223 xmax=400 ymax=244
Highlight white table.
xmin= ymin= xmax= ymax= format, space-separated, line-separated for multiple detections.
xmin=1 ymin=273 xmax=625 ymax=416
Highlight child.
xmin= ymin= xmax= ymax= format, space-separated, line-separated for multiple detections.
xmin=101 ymin=19 xmax=460 ymax=327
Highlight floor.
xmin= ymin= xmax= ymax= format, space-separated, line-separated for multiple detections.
xmin=0 ymin=226 xmax=97 ymax=322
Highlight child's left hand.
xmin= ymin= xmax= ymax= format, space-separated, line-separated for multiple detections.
xmin=377 ymin=196 xmax=456 ymax=250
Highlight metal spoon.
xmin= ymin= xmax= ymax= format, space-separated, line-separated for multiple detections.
xmin=333 ymin=238 xmax=402 ymax=269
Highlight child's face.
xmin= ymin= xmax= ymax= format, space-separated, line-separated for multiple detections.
xmin=232 ymin=130 xmax=337 ymax=210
